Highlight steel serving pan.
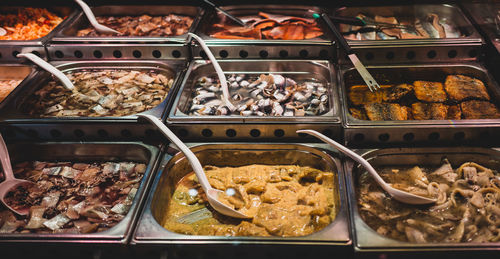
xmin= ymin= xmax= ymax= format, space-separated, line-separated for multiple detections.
xmin=344 ymin=147 xmax=500 ymax=255
xmin=133 ymin=143 xmax=350 ymax=245
xmin=0 ymin=64 xmax=36 ymax=111
xmin=339 ymin=63 xmax=500 ymax=145
xmin=169 ymin=59 xmax=340 ymax=124
xmin=0 ymin=141 xmax=160 ymax=243
xmin=334 ymin=4 xmax=482 ymax=46
xmin=196 ymin=5 xmax=333 ymax=45
xmin=51 ymin=5 xmax=202 ymax=44
xmin=0 ymin=60 xmax=188 ymax=123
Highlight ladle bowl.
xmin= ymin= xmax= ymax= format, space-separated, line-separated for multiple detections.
xmin=296 ymin=129 xmax=437 ymax=205
xmin=0 ymin=134 xmax=34 ymax=216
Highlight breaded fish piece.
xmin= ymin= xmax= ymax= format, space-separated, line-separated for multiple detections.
xmin=349 ymin=107 xmax=367 ymax=120
xmin=411 ymin=103 xmax=447 ymax=120
xmin=447 ymin=105 xmax=462 ymax=120
xmin=413 ymin=81 xmax=447 ymax=102
xmin=460 ymin=100 xmax=500 ymax=119
xmin=383 ymin=83 xmax=413 ymax=102
xmin=364 ymin=103 xmax=408 ymax=121
xmin=444 ymin=75 xmax=490 ymax=101
xmin=348 ymin=85 xmax=392 ymax=106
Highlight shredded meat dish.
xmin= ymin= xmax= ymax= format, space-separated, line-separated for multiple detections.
xmin=188 ymin=74 xmax=329 ymax=116
xmin=76 ymin=14 xmax=193 ymax=37
xmin=341 ymin=13 xmax=462 ymax=40
xmin=209 ymin=12 xmax=323 ymax=40
xmin=163 ymin=165 xmax=336 ymax=237
xmin=0 ymin=8 xmax=63 ymax=40
xmin=358 ymin=160 xmax=500 ymax=243
xmin=0 ymin=79 xmax=22 ymax=102
xmin=0 ymin=161 xmax=146 ymax=234
xmin=348 ymin=75 xmax=500 ymax=120
xmin=21 ymin=69 xmax=173 ymax=117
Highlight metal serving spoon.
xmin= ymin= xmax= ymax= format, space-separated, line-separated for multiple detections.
xmin=296 ymin=129 xmax=437 ymax=205
xmin=75 ymin=0 xmax=120 ymax=35
xmin=0 ymin=134 xmax=34 ymax=216
xmin=138 ymin=114 xmax=251 ymax=219
xmin=17 ymin=53 xmax=75 ymax=90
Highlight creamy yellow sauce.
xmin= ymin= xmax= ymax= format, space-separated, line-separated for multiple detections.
xmin=163 ymin=165 xmax=336 ymax=237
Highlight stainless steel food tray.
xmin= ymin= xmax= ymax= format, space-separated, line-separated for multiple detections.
xmin=0 ymin=6 xmax=76 ymax=61
xmin=133 ymin=143 xmax=350 ymax=247
xmin=340 ymin=63 xmax=500 ymax=146
xmin=196 ymin=5 xmax=332 ymax=45
xmin=0 ymin=141 xmax=160 ymax=243
xmin=51 ymin=5 xmax=202 ymax=44
xmin=0 ymin=64 xmax=36 ymax=110
xmin=344 ymin=147 xmax=500 ymax=255
xmin=335 ymin=4 xmax=482 ymax=46
xmin=0 ymin=60 xmax=187 ymax=123
xmin=167 ymin=59 xmax=342 ymax=141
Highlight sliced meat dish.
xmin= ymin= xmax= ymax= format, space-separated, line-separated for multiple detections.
xmin=460 ymin=100 xmax=500 ymax=119
xmin=364 ymin=103 xmax=408 ymax=121
xmin=444 ymin=75 xmax=490 ymax=102
xmin=349 ymin=107 xmax=367 ymax=120
xmin=383 ymin=83 xmax=414 ymax=102
xmin=413 ymin=81 xmax=447 ymax=102
xmin=348 ymin=85 xmax=392 ymax=106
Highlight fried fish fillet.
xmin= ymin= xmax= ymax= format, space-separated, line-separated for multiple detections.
xmin=364 ymin=103 xmax=408 ymax=121
xmin=349 ymin=107 xmax=367 ymax=120
xmin=460 ymin=100 xmax=500 ymax=119
xmin=413 ymin=81 xmax=447 ymax=102
xmin=444 ymin=75 xmax=490 ymax=101
xmin=382 ymin=83 xmax=413 ymax=102
xmin=411 ymin=103 xmax=461 ymax=120
xmin=348 ymin=85 xmax=392 ymax=106
xmin=411 ymin=103 xmax=447 ymax=120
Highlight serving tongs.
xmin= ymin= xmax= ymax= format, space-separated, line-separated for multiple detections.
xmin=314 ymin=13 xmax=380 ymax=92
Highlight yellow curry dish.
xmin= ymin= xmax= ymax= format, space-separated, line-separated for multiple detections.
xmin=163 ymin=164 xmax=337 ymax=237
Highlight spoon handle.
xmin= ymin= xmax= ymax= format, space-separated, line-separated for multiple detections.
xmin=138 ymin=115 xmax=212 ymax=192
xmin=75 ymin=0 xmax=119 ymax=34
xmin=296 ymin=129 xmax=390 ymax=191
xmin=0 ymin=134 xmax=14 ymax=181
xmin=188 ymin=33 xmax=236 ymax=111
xmin=17 ymin=53 xmax=74 ymax=90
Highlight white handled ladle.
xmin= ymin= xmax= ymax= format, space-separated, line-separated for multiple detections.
xmin=138 ymin=114 xmax=251 ymax=218
xmin=17 ymin=53 xmax=75 ymax=91
xmin=296 ymin=129 xmax=437 ymax=205
xmin=75 ymin=0 xmax=120 ymax=35
xmin=0 ymin=134 xmax=34 ymax=216
xmin=188 ymin=33 xmax=236 ymax=112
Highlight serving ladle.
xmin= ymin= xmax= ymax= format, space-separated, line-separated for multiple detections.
xmin=17 ymin=53 xmax=75 ymax=90
xmin=0 ymin=134 xmax=34 ymax=216
xmin=188 ymin=33 xmax=236 ymax=112
xmin=75 ymin=0 xmax=120 ymax=35
xmin=138 ymin=114 xmax=251 ymax=219
xmin=296 ymin=129 xmax=437 ymax=205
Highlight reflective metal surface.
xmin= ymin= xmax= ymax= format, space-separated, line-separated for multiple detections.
xmin=0 ymin=141 xmax=159 ymax=243
xmin=344 ymin=147 xmax=500 ymax=253
xmin=52 ymin=5 xmax=203 ymax=44
xmin=133 ymin=143 xmax=350 ymax=245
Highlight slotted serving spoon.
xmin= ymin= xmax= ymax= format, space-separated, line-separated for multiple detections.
xmin=17 ymin=53 xmax=75 ymax=90
xmin=0 ymin=134 xmax=34 ymax=216
xmin=314 ymin=13 xmax=380 ymax=92
xmin=75 ymin=0 xmax=120 ymax=35
xmin=297 ymin=129 xmax=437 ymax=205
xmin=138 ymin=114 xmax=251 ymax=219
